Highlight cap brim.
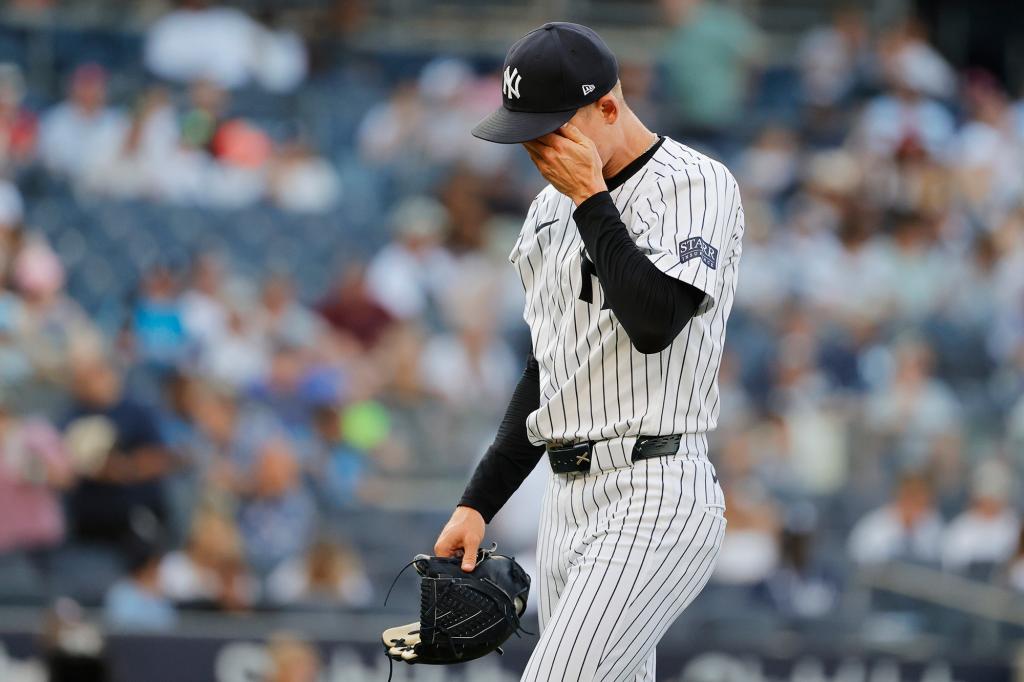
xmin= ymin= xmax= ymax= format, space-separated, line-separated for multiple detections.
xmin=471 ymin=106 xmax=575 ymax=144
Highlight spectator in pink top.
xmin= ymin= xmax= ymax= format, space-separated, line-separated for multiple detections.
xmin=0 ymin=397 xmax=74 ymax=554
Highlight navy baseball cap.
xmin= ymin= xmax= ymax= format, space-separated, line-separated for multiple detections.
xmin=472 ymin=22 xmax=619 ymax=144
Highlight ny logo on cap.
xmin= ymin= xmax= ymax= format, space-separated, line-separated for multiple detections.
xmin=503 ymin=66 xmax=522 ymax=100
xmin=582 ymin=84 xmax=596 ymax=96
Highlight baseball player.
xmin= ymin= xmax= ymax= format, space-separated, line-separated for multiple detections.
xmin=433 ymin=22 xmax=744 ymax=681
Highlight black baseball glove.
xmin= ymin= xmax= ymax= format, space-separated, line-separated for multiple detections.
xmin=381 ymin=544 xmax=531 ymax=667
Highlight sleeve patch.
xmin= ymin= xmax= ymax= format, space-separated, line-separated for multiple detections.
xmin=678 ymin=237 xmax=718 ymax=270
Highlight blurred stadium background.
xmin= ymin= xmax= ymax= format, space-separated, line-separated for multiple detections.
xmin=0 ymin=0 xmax=1023 ymax=680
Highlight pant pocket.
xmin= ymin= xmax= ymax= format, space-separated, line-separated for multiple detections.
xmin=702 ymin=501 xmax=726 ymax=520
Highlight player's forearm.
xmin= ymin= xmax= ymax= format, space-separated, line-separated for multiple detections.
xmin=458 ymin=353 xmax=545 ymax=523
xmin=573 ymin=191 xmax=704 ymax=353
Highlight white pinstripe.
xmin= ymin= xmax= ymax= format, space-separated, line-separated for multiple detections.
xmin=510 ymin=139 xmax=744 ymax=467
xmin=523 ymin=455 xmax=726 ymax=681
xmin=511 ymin=138 xmax=742 ymax=681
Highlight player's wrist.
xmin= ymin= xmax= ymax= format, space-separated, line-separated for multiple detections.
xmin=456 ymin=503 xmax=488 ymax=523
xmin=571 ymin=182 xmax=608 ymax=207
xmin=572 ymin=189 xmax=615 ymax=224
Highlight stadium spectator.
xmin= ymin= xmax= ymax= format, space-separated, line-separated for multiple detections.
xmin=250 ymin=9 xmax=309 ymax=93
xmin=316 ymin=266 xmax=395 ymax=350
xmin=158 ymin=510 xmax=255 ymax=610
xmin=713 ymin=475 xmax=781 ymax=587
xmin=949 ymin=72 xmax=1024 ymax=225
xmin=103 ymin=544 xmax=177 ymax=631
xmin=145 ymin=1 xmax=307 ymax=92
xmin=186 ymin=381 xmax=282 ymax=490
xmin=180 ymin=252 xmax=228 ymax=347
xmin=365 ymin=196 xmax=454 ymax=320
xmin=256 ymin=274 xmax=326 ymax=351
xmin=796 ymin=6 xmax=870 ymax=109
xmin=307 ymin=402 xmax=367 ymax=509
xmin=205 ymin=119 xmax=272 ymax=209
xmin=180 ymin=79 xmax=229 ymax=154
xmin=803 ymin=198 xmax=890 ymax=327
xmin=356 ymin=81 xmax=422 ymax=167
xmin=38 ymin=64 xmax=125 ymax=180
xmin=660 ymin=0 xmax=763 ymax=139
xmin=63 ymin=354 xmax=177 ymax=546
xmin=767 ymin=305 xmax=849 ymax=495
xmin=759 ymin=504 xmax=839 ymax=620
xmin=0 ymin=63 xmax=37 ymax=174
xmin=199 ymin=300 xmax=269 ymax=389
xmin=265 ymin=537 xmax=372 ymax=607
xmin=267 ymin=138 xmax=342 ymax=213
xmin=878 ymin=212 xmax=950 ymax=321
xmin=82 ymin=86 xmax=183 ymax=200
xmin=0 ymin=290 xmax=31 ymax=386
xmin=847 ymin=473 xmax=944 ymax=565
xmin=419 ymin=323 xmax=515 ymax=410
xmin=356 ymin=59 xmax=511 ymax=181
xmin=247 ymin=342 xmax=343 ymax=431
xmin=158 ymin=372 xmax=202 ymax=545
xmin=265 ymin=634 xmax=321 ymax=682
xmin=942 ymin=459 xmax=1020 ymax=574
xmin=130 ymin=264 xmax=187 ymax=368
xmin=877 ymin=20 xmax=956 ymax=100
xmin=863 ymin=337 xmax=961 ymax=470
xmin=737 ymin=126 xmax=801 ymax=202
xmin=0 ymin=396 xmax=72 ymax=555
xmin=13 ymin=240 xmax=102 ymax=384
xmin=236 ymin=437 xmax=315 ymax=574
xmin=420 ymin=277 xmax=517 ymax=411
xmin=855 ymin=29 xmax=955 ymax=159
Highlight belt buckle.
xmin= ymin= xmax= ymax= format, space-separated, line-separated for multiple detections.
xmin=548 ymin=442 xmax=592 ymax=474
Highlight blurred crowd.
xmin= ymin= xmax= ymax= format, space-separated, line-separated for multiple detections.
xmin=0 ymin=0 xmax=1020 ymax=646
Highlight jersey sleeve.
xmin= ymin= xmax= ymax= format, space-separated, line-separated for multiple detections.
xmin=508 ymin=196 xmax=540 ymax=265
xmin=629 ymin=162 xmax=741 ymax=310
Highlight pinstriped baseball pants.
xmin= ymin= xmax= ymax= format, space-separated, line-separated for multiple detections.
xmin=521 ymin=454 xmax=726 ymax=682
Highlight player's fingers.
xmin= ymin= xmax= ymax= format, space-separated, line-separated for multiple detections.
xmin=434 ymin=529 xmax=458 ymax=557
xmin=461 ymin=534 xmax=481 ymax=572
xmin=522 ymin=141 xmax=548 ymax=157
xmin=543 ymin=132 xmax=564 ymax=145
xmin=558 ymin=123 xmax=588 ymax=144
xmin=522 ymin=143 xmax=541 ymax=159
xmin=523 ymin=145 xmax=548 ymax=168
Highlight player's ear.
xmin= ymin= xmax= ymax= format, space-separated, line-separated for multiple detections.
xmin=596 ymin=94 xmax=618 ymax=126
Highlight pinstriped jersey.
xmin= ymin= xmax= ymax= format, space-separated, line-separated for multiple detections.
xmin=510 ymin=137 xmax=744 ymax=456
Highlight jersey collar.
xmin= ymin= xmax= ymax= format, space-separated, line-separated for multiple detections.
xmin=605 ymin=135 xmax=665 ymax=192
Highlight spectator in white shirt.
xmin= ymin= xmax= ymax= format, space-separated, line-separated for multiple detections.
xmin=796 ymin=7 xmax=869 ymax=108
xmin=38 ymin=64 xmax=126 ymax=179
xmin=365 ymin=196 xmax=454 ymax=320
xmin=942 ymin=459 xmax=1020 ymax=573
xmin=855 ymin=30 xmax=955 ymax=160
xmin=864 ymin=337 xmax=961 ymax=466
xmin=848 ymin=473 xmax=944 ymax=565
xmin=145 ymin=1 xmax=306 ymax=92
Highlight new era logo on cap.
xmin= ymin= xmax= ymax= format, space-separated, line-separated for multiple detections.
xmin=582 ymin=84 xmax=595 ymax=95
xmin=503 ymin=66 xmax=522 ymax=100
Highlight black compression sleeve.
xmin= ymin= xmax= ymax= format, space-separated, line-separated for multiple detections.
xmin=458 ymin=353 xmax=545 ymax=523
xmin=573 ymin=191 xmax=705 ymax=354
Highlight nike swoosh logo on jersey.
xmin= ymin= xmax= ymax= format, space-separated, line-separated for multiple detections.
xmin=535 ymin=219 xmax=558 ymax=233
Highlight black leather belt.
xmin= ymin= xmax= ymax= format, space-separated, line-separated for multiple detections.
xmin=547 ymin=434 xmax=683 ymax=474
